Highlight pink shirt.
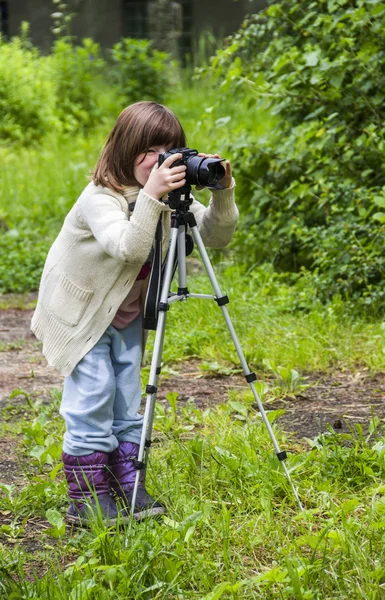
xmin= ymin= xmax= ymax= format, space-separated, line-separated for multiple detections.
xmin=111 ymin=261 xmax=151 ymax=329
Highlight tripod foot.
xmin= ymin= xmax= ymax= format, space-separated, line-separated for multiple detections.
xmin=115 ymin=487 xmax=166 ymax=521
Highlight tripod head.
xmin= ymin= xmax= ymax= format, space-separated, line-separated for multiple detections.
xmin=166 ymin=183 xmax=193 ymax=211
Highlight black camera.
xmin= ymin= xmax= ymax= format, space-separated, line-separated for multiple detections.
xmin=158 ymin=147 xmax=226 ymax=190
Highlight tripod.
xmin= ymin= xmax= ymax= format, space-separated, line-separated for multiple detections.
xmin=131 ymin=186 xmax=303 ymax=513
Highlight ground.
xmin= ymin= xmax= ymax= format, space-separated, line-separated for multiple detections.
xmin=2 ymin=305 xmax=385 ymax=444
xmin=1 ymin=303 xmax=385 ymax=559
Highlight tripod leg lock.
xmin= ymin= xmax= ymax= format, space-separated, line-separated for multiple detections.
xmin=276 ymin=451 xmax=287 ymax=462
xmin=245 ymin=372 xmax=257 ymax=383
xmin=183 ymin=212 xmax=197 ymax=227
xmin=133 ymin=459 xmax=146 ymax=470
xmin=215 ymin=295 xmax=229 ymax=306
xmin=159 ymin=302 xmax=169 ymax=312
xmin=146 ymin=384 xmax=157 ymax=394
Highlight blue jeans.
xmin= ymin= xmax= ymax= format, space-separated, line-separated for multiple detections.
xmin=60 ymin=317 xmax=143 ymax=456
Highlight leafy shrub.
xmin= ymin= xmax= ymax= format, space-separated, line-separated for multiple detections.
xmin=110 ymin=38 xmax=171 ymax=104
xmin=0 ymin=27 xmax=57 ymax=143
xmin=0 ymin=32 xmax=170 ymax=144
xmin=204 ymin=0 xmax=385 ymax=308
xmin=0 ymin=28 xmax=108 ymax=143
xmin=49 ymin=37 xmax=106 ymax=132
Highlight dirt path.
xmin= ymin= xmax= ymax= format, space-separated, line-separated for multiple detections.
xmin=1 ymin=307 xmax=385 ymax=444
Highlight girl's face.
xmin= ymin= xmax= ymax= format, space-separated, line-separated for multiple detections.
xmin=134 ymin=145 xmax=170 ymax=187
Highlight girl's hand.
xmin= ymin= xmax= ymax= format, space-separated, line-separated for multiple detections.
xmin=143 ymin=154 xmax=187 ymax=200
xmin=196 ymin=153 xmax=232 ymax=190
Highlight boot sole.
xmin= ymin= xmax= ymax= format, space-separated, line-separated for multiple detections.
xmin=65 ymin=513 xmax=119 ymax=527
xmin=65 ymin=508 xmax=164 ymax=526
xmin=132 ymin=506 xmax=166 ymax=521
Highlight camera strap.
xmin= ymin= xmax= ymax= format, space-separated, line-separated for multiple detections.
xmin=143 ymin=216 xmax=194 ymax=330
xmin=143 ymin=217 xmax=163 ymax=330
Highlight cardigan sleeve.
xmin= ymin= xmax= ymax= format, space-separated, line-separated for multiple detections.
xmin=189 ymin=178 xmax=239 ymax=248
xmin=79 ymin=186 xmax=164 ymax=264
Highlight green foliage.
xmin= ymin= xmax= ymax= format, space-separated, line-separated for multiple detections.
xmin=0 ymin=29 xmax=172 ymax=145
xmin=49 ymin=37 xmax=106 ymax=132
xmin=110 ymin=38 xmax=171 ymax=104
xmin=262 ymin=357 xmax=309 ymax=398
xmin=0 ymin=25 xmax=57 ymax=143
xmin=203 ymin=0 xmax=385 ymax=308
xmin=0 ymin=30 xmax=107 ymax=144
xmin=0 ymin=129 xmax=104 ymax=293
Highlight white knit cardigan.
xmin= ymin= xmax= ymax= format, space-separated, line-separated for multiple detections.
xmin=31 ymin=181 xmax=238 ymax=376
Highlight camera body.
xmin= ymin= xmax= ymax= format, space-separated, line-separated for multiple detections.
xmin=158 ymin=147 xmax=225 ymax=190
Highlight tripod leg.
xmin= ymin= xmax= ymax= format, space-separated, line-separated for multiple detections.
xmin=177 ymin=224 xmax=188 ymax=292
xmin=189 ymin=224 xmax=304 ymax=511
xmin=130 ymin=225 xmax=179 ymax=515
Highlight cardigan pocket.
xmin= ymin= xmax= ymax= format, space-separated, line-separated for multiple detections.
xmin=48 ymin=274 xmax=94 ymax=327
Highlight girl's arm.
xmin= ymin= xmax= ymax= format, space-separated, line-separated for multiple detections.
xmin=189 ymin=179 xmax=239 ymax=248
xmin=189 ymin=154 xmax=238 ymax=247
xmin=79 ymin=154 xmax=187 ymax=263
xmin=79 ymin=186 xmax=164 ymax=265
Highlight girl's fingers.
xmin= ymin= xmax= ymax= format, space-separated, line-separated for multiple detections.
xmin=170 ymin=179 xmax=186 ymax=189
xmin=169 ymin=165 xmax=186 ymax=175
xmin=158 ymin=163 xmax=186 ymax=176
xmin=162 ymin=153 xmax=183 ymax=167
xmin=198 ymin=153 xmax=222 ymax=159
xmin=171 ymin=170 xmax=186 ymax=180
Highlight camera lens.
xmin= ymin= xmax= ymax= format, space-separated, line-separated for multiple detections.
xmin=186 ymin=156 xmax=225 ymax=187
xmin=159 ymin=148 xmax=226 ymax=189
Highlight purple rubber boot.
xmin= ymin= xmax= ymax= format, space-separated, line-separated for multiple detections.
xmin=109 ymin=442 xmax=166 ymax=521
xmin=63 ymin=451 xmax=122 ymax=526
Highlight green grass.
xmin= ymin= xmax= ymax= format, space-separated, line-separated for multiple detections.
xmin=1 ymin=389 xmax=385 ymax=598
xmin=0 ymin=130 xmax=108 ymax=292
xmin=154 ymin=264 xmax=385 ymax=373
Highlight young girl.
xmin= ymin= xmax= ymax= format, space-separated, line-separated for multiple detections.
xmin=31 ymin=101 xmax=238 ymax=525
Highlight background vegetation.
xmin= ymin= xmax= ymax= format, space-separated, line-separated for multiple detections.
xmin=201 ymin=0 xmax=385 ymax=309
xmin=1 ymin=0 xmax=385 ymax=598
xmin=2 ymin=0 xmax=385 ymax=311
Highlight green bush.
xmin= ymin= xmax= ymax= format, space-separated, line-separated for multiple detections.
xmin=204 ymin=0 xmax=385 ymax=308
xmin=0 ymin=28 xmax=57 ymax=143
xmin=0 ymin=30 xmax=108 ymax=143
xmin=110 ymin=38 xmax=171 ymax=104
xmin=0 ymin=31 xmax=171 ymax=145
xmin=49 ymin=37 xmax=106 ymax=132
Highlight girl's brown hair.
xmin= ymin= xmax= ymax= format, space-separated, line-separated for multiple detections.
xmin=93 ymin=101 xmax=186 ymax=192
